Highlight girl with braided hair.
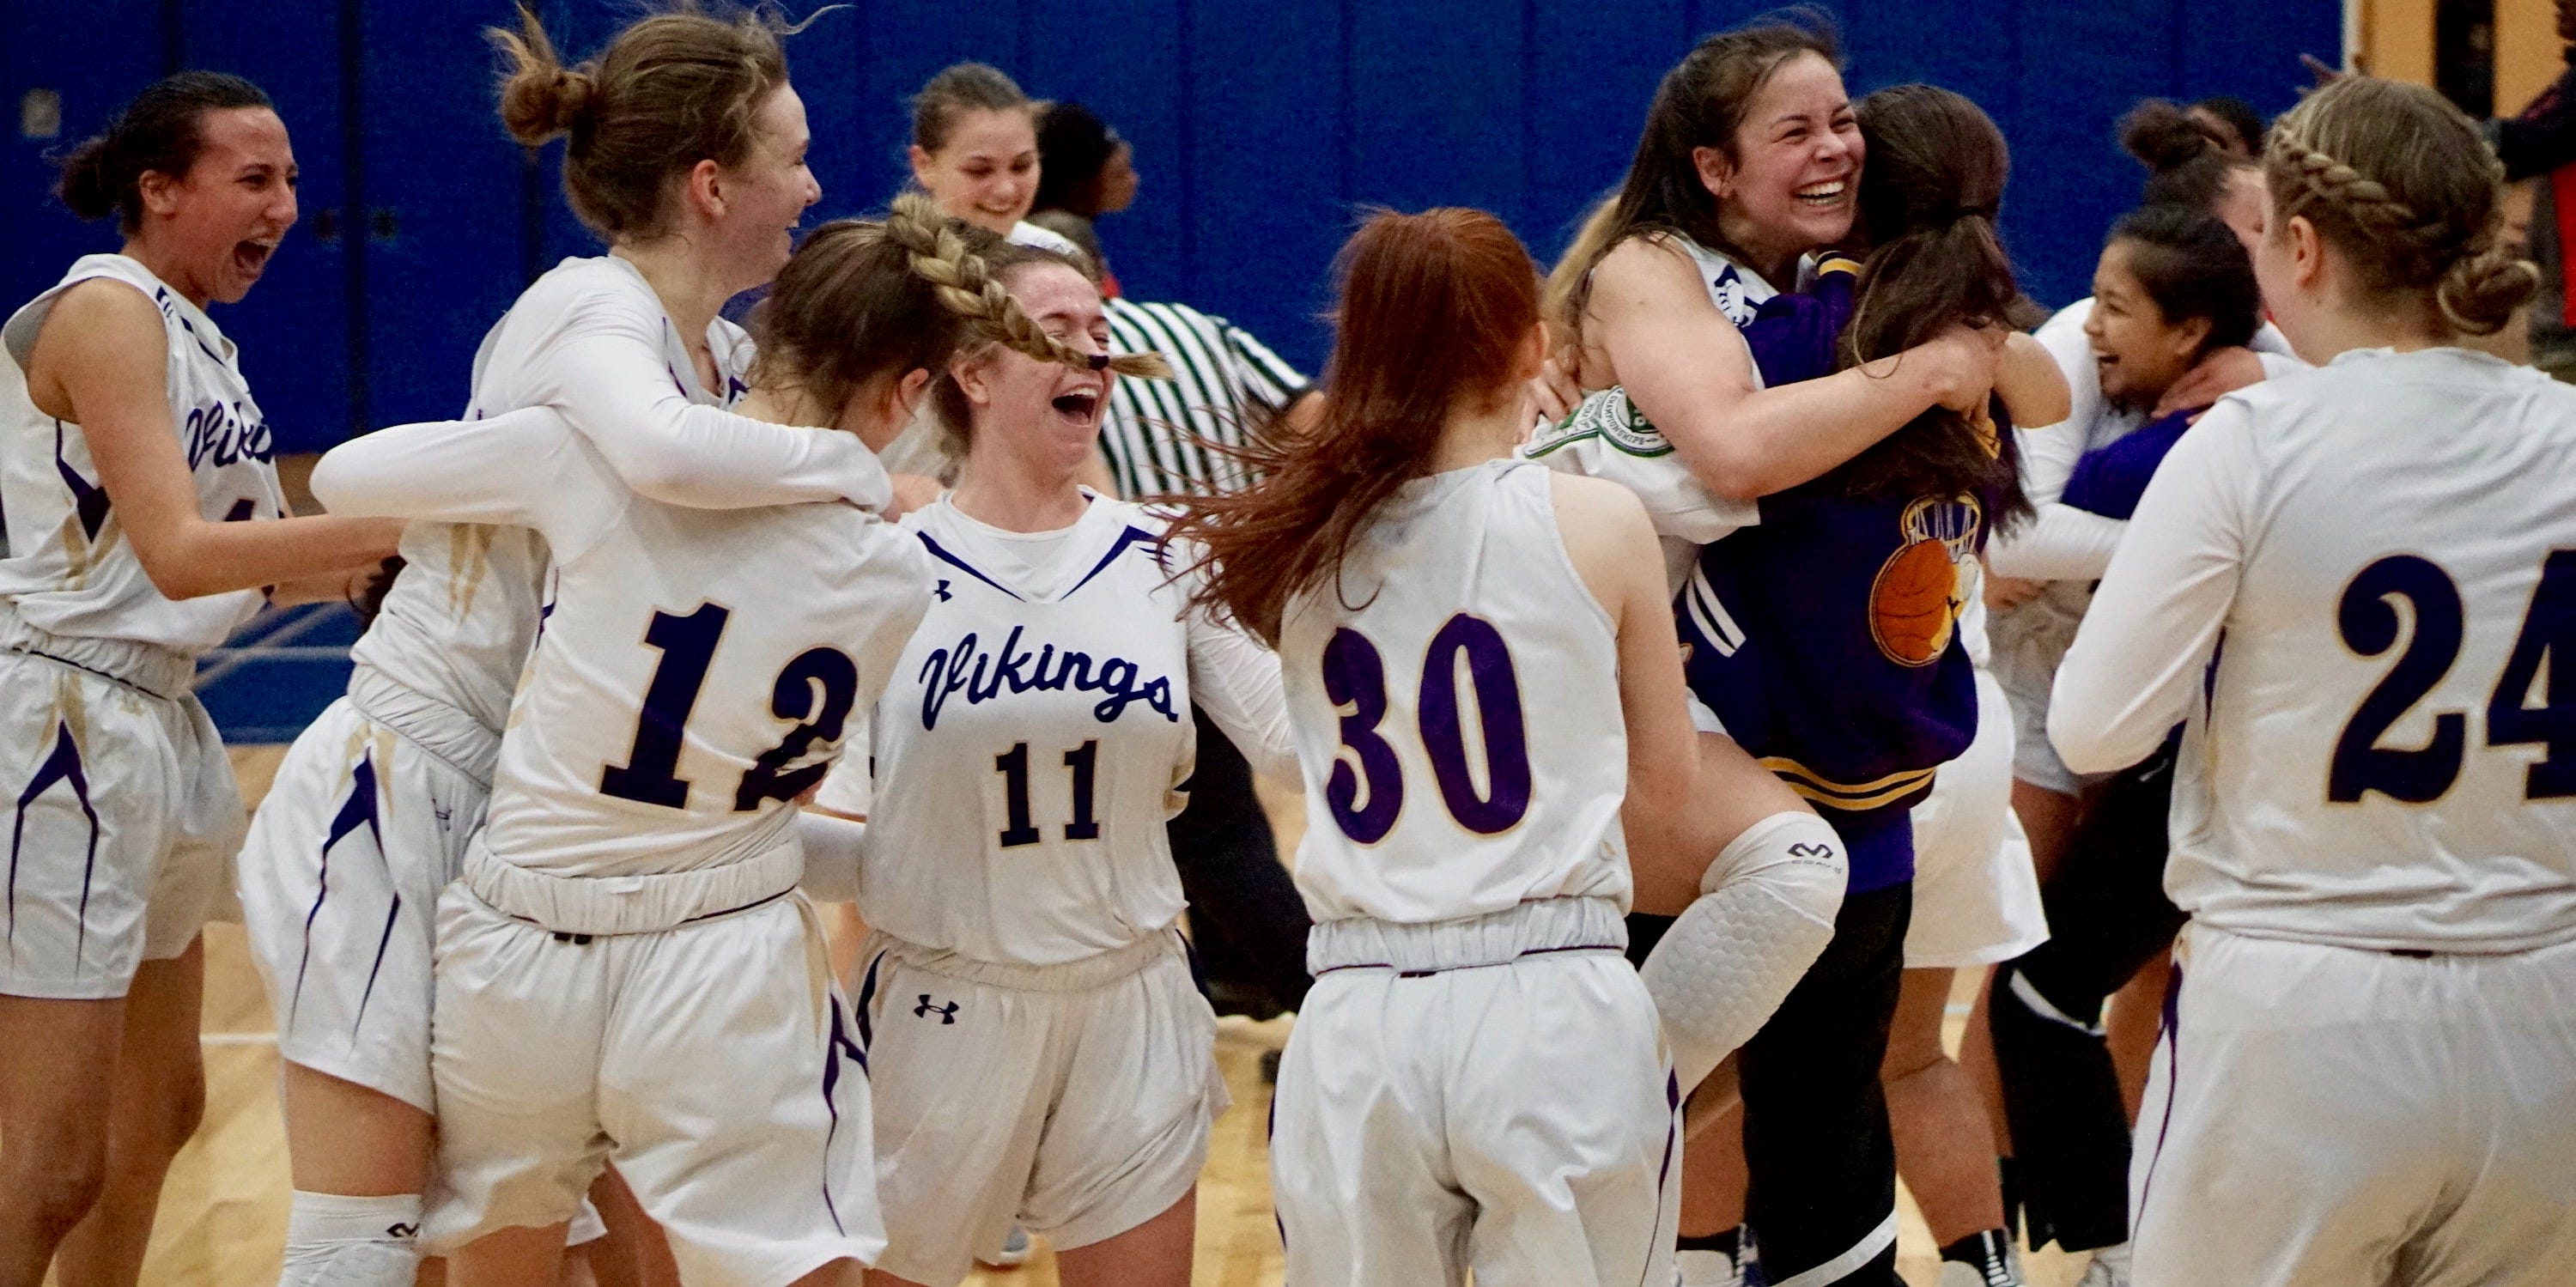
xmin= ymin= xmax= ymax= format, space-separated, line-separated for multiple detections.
xmin=2052 ymin=74 xmax=2576 ymax=1287
xmin=796 ymin=234 xmax=1267 ymax=1287
xmin=301 ymin=192 xmax=1108 ymax=1285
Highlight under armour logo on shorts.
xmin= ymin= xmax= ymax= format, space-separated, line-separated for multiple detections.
xmin=915 ymin=994 xmax=959 ymax=1023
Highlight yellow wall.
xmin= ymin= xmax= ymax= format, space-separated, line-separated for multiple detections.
xmin=2363 ymin=0 xmax=2561 ymax=112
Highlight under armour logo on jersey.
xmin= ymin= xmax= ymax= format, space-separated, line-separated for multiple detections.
xmin=935 ymin=579 xmax=953 ymax=602
xmin=914 ymin=994 xmax=958 ymax=1023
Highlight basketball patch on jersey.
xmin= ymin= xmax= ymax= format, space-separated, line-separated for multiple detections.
xmin=1868 ymin=495 xmax=1982 ymax=668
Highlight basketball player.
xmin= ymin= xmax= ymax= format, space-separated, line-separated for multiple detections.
xmin=1547 ymin=60 xmax=2042 ymax=1282
xmin=2052 ymin=76 xmax=2576 ymax=1286
xmin=1982 ymin=204 xmax=2267 ymax=1282
xmin=906 ymin=64 xmax=1080 ymax=255
xmin=1173 ymin=207 xmax=1849 ymax=1287
xmin=0 ymin=73 xmax=405 ymax=1286
xmin=303 ymin=197 xmax=1108 ymax=1286
xmin=811 ymin=238 xmax=1249 ymax=1287
xmin=233 ymin=12 xmax=897 ymax=1284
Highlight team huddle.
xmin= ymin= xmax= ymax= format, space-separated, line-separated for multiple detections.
xmin=3 ymin=6 xmax=2573 ymax=1287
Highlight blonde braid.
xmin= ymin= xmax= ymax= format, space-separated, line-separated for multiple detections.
xmin=2264 ymin=123 xmax=2450 ymax=254
xmin=882 ymin=191 xmax=1175 ymax=379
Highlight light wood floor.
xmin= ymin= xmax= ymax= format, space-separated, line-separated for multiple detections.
xmin=134 ymin=748 xmax=2092 ymax=1286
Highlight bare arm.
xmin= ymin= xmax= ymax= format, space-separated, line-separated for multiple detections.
xmin=1548 ymin=472 xmax=1806 ymax=912
xmin=1997 ymin=332 xmax=2072 ymax=428
xmin=1587 ymin=237 xmax=1997 ymax=501
xmin=27 ymin=281 xmax=401 ymax=601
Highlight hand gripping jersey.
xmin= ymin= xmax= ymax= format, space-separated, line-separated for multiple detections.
xmin=856 ymin=495 xmax=1287 ymax=965
xmin=312 ymin=408 xmax=930 ymax=907
xmin=2055 ymin=348 xmax=2576 ymax=952
xmin=346 ymin=255 xmax=872 ymax=743
xmin=1280 ymin=458 xmax=1631 ymax=925
xmin=0 ymin=255 xmax=285 ymax=653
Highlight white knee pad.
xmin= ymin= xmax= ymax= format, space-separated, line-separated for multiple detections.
xmin=1640 ymin=810 xmax=1847 ymax=1095
xmin=279 ymin=1191 xmax=422 ymax=1287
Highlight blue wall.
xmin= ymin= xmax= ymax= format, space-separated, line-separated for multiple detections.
xmin=5 ymin=0 xmax=2342 ymax=452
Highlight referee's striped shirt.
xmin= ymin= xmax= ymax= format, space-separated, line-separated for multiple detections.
xmin=1102 ymin=298 xmax=1309 ymax=499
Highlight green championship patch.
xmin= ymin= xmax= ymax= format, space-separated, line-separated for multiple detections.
xmin=1526 ymin=386 xmax=1672 ymax=459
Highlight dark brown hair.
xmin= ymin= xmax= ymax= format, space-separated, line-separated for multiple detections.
xmin=2122 ymin=99 xmax=2253 ymax=215
xmin=1554 ymin=10 xmax=1841 ymax=334
xmin=754 ymin=193 xmax=1160 ymax=428
xmin=490 ymin=4 xmax=793 ymax=242
xmin=56 ymin=71 xmax=274 ymax=234
xmin=1822 ymin=84 xmax=2028 ymax=527
xmin=2263 ymin=76 xmax=2537 ymax=336
xmin=1173 ymin=209 xmax=1540 ymax=643
xmin=2105 ymin=204 xmax=2262 ymax=356
xmin=911 ymin=63 xmax=1033 ymax=154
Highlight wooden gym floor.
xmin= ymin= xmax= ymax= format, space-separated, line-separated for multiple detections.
xmin=131 ymin=746 xmax=2093 ymax=1285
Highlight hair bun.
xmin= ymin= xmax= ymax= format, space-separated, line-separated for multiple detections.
xmin=500 ymin=64 xmax=594 ymax=144
xmin=53 ymin=136 xmax=120 ymax=221
xmin=2435 ymin=240 xmax=2541 ymax=336
xmin=2121 ymin=99 xmax=2221 ymax=173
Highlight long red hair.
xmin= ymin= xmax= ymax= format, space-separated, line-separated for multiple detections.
xmin=1172 ymin=208 xmax=1540 ymax=643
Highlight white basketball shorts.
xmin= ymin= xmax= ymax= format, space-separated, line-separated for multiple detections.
xmin=0 ymin=645 xmax=240 ymax=999
xmin=1906 ymin=667 xmax=2048 ymax=969
xmin=1273 ymin=898 xmax=1680 ymax=1287
xmin=238 ymin=694 xmax=489 ymax=1112
xmin=2130 ymin=921 xmax=2576 ymax=1287
xmin=424 ymin=886 xmax=883 ymax=1283
xmin=856 ymin=930 xmax=1225 ymax=1285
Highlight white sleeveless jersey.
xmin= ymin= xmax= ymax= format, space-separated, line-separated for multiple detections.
xmin=313 ymin=406 xmax=929 ymax=878
xmin=2055 ymin=348 xmax=2576 ymax=951
xmin=346 ymin=256 xmax=756 ymax=734
xmin=0 ymin=255 xmax=285 ymax=654
xmin=1282 ymin=458 xmax=1631 ymax=924
xmin=858 ymin=498 xmax=1206 ymax=964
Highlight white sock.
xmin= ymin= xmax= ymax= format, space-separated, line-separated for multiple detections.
xmin=279 ymin=1191 xmax=422 ymax=1287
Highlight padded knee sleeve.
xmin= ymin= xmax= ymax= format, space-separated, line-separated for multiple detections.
xmin=279 ymin=1191 xmax=422 ymax=1287
xmin=1640 ymin=811 xmax=1846 ymax=1095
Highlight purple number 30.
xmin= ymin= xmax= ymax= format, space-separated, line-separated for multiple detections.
xmin=1321 ymin=614 xmax=1532 ymax=844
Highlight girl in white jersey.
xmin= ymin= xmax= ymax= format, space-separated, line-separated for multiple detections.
xmin=233 ymin=12 xmax=896 ymax=1284
xmin=1173 ymin=208 xmax=1850 ymax=1287
xmin=811 ymin=237 xmax=1248 ymax=1287
xmin=2052 ymin=76 xmax=2576 ymax=1286
xmin=307 ymin=197 xmax=1108 ymax=1287
xmin=0 ymin=74 xmax=405 ymax=1286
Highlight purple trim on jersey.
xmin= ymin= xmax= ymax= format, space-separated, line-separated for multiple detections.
xmin=914 ymin=532 xmax=1024 ymax=602
xmin=852 ymin=949 xmax=886 ymax=1056
xmin=290 ymin=756 xmax=381 ymax=1030
xmin=818 ymin=1000 xmax=869 ymax=1235
xmin=2132 ymin=956 xmax=2185 ymax=1223
xmin=9 ymin=722 xmax=99 ymax=966
xmin=1643 ymin=1071 xmax=1681 ymax=1287
xmin=53 ymin=421 xmax=111 ymax=542
xmin=171 ymin=303 xmax=228 ymax=367
xmin=1060 ymin=525 xmax=1163 ymax=599
xmin=353 ymin=890 xmax=401 ymax=1037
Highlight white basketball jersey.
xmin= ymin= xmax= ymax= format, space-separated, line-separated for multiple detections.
xmin=347 ymin=256 xmax=754 ymax=734
xmin=0 ymin=255 xmax=285 ymax=654
xmin=315 ymin=406 xmax=929 ymax=878
xmin=2063 ymin=348 xmax=2576 ymax=950
xmin=1282 ymin=458 xmax=1631 ymax=925
xmin=860 ymin=497 xmax=1200 ymax=965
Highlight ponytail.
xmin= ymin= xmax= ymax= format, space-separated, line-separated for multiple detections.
xmin=54 ymin=71 xmax=272 ymax=233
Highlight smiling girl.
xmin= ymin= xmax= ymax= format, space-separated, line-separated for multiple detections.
xmin=0 ymin=72 xmax=404 ymax=1285
xmin=232 ymin=9 xmax=903 ymax=1284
